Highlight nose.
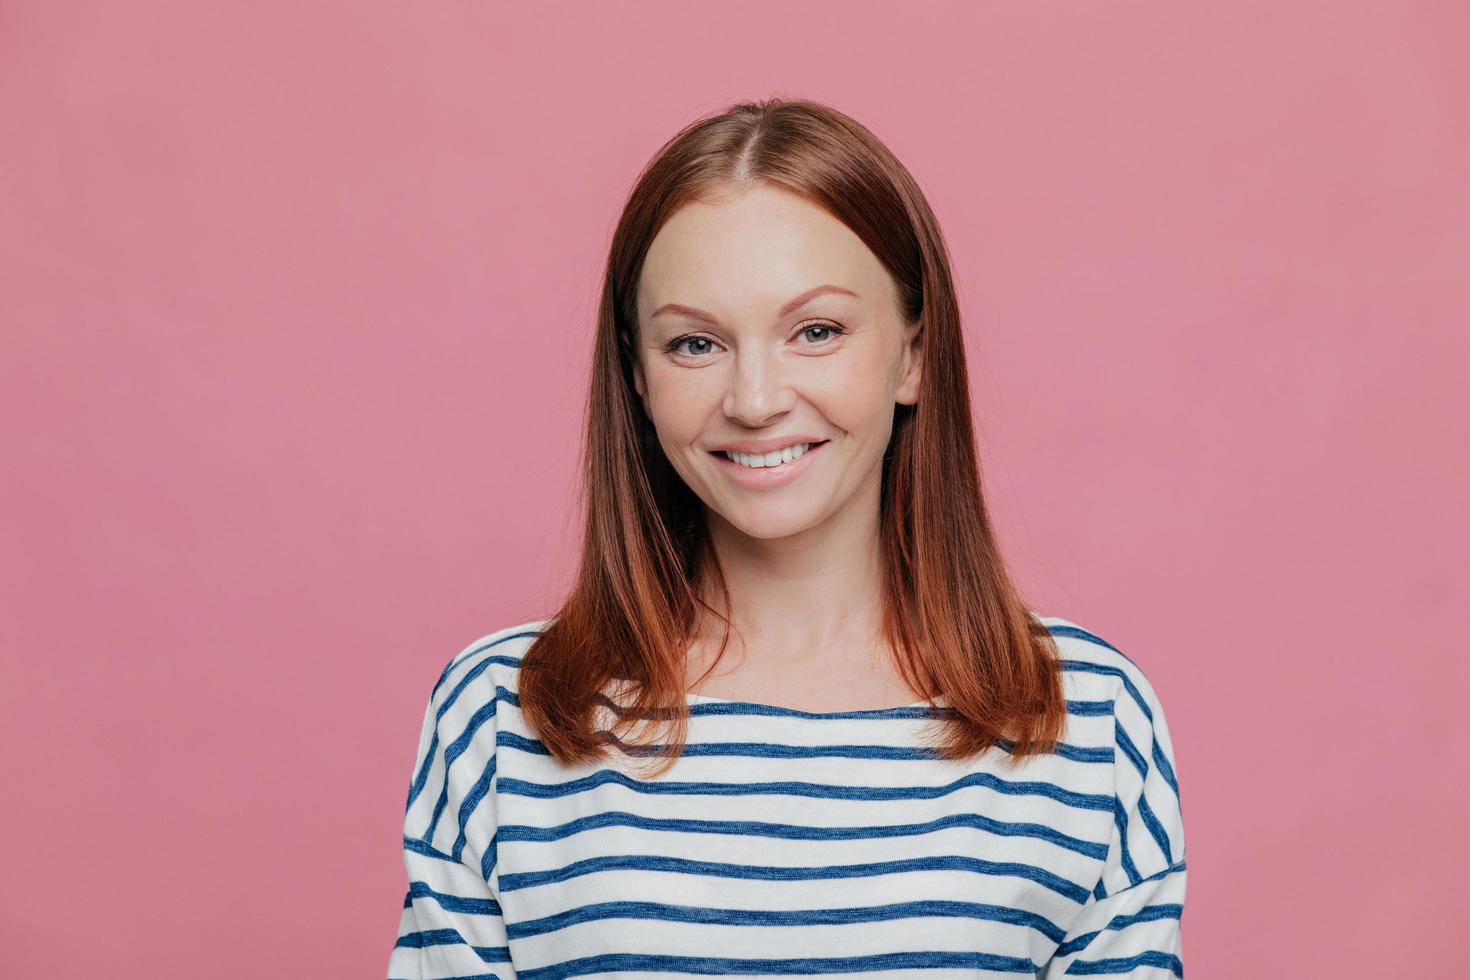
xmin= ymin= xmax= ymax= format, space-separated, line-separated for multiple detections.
xmin=722 ymin=345 xmax=796 ymax=426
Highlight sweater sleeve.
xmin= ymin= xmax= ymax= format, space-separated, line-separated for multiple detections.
xmin=387 ymin=662 xmax=517 ymax=980
xmin=1039 ymin=662 xmax=1187 ymax=977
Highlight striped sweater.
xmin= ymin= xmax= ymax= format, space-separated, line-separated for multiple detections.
xmin=388 ymin=614 xmax=1186 ymax=978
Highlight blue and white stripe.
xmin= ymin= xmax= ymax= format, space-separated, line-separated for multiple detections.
xmin=388 ymin=614 xmax=1186 ymax=978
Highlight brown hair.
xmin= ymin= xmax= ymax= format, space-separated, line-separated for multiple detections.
xmin=517 ymin=96 xmax=1066 ymax=778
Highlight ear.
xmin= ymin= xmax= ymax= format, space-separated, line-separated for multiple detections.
xmin=623 ymin=329 xmax=648 ymax=403
xmin=631 ymin=351 xmax=647 ymax=404
xmin=895 ymin=318 xmax=922 ymax=406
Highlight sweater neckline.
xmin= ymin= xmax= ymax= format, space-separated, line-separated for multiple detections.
xmin=683 ymin=691 xmax=946 ymax=720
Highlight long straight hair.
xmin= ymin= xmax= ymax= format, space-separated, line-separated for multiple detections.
xmin=517 ymin=97 xmax=1066 ymax=779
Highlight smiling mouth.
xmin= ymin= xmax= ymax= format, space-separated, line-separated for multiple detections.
xmin=711 ymin=439 xmax=830 ymax=470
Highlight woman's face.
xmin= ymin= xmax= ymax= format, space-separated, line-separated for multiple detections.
xmin=632 ymin=181 xmax=921 ymax=541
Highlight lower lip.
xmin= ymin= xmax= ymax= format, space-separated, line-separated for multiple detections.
xmin=710 ymin=440 xmax=830 ymax=489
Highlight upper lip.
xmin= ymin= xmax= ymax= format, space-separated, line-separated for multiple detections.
xmin=710 ymin=435 xmax=830 ymax=455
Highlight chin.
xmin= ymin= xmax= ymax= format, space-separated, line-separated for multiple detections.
xmin=718 ymin=506 xmax=828 ymax=541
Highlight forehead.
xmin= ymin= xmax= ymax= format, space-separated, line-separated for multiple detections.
xmin=636 ymin=183 xmax=894 ymax=322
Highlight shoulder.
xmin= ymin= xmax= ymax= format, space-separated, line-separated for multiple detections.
xmin=1033 ymin=611 xmax=1172 ymax=721
xmin=420 ymin=617 xmax=550 ymax=736
xmin=1036 ymin=611 xmax=1185 ymax=864
xmin=1033 ymin=611 xmax=1183 ymax=797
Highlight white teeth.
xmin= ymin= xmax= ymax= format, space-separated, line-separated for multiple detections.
xmin=723 ymin=442 xmax=814 ymax=468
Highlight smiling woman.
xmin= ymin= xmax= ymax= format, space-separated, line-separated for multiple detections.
xmin=628 ymin=181 xmax=925 ymax=557
xmin=388 ymin=97 xmax=1186 ymax=978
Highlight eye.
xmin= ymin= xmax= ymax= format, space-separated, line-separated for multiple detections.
xmin=797 ymin=320 xmax=847 ymax=345
xmin=663 ymin=334 xmax=719 ymax=357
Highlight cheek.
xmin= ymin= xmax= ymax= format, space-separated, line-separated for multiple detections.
xmin=643 ymin=373 xmax=713 ymax=440
xmin=809 ymin=365 xmax=895 ymax=432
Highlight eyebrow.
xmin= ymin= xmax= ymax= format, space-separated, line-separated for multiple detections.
xmin=651 ymin=284 xmax=859 ymax=325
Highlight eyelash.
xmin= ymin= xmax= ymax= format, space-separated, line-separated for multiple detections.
xmin=663 ymin=320 xmax=848 ymax=357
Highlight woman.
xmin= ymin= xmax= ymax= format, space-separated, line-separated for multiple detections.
xmin=388 ymin=98 xmax=1186 ymax=978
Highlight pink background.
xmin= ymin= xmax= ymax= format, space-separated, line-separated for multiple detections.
xmin=2 ymin=2 xmax=1466 ymax=976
